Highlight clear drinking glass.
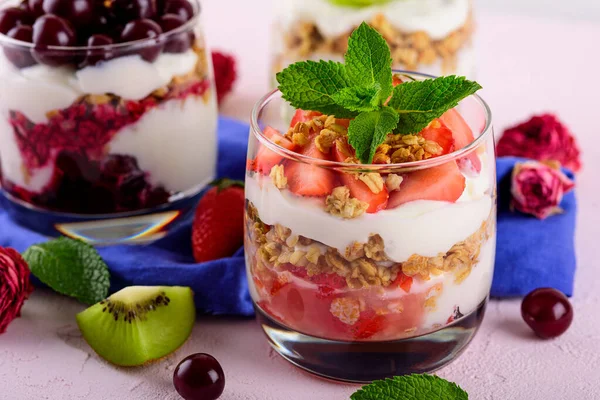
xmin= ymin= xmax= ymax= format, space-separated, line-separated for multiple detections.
xmin=272 ymin=0 xmax=475 ymax=82
xmin=0 ymin=0 xmax=217 ymax=244
xmin=245 ymin=71 xmax=495 ymax=382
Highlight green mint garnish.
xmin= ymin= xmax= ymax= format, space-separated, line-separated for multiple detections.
xmin=351 ymin=374 xmax=469 ymax=400
xmin=23 ymin=237 xmax=110 ymax=305
xmin=327 ymin=0 xmax=393 ymax=8
xmin=276 ymin=22 xmax=482 ymax=164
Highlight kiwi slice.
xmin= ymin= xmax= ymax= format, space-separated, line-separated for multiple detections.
xmin=76 ymin=286 xmax=195 ymax=367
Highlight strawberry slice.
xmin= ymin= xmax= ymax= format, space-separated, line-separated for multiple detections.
xmin=290 ymin=109 xmax=322 ymax=127
xmin=351 ymin=310 xmax=386 ymax=340
xmin=440 ymin=109 xmax=481 ymax=173
xmin=419 ymin=119 xmax=455 ymax=155
xmin=250 ymin=126 xmax=296 ymax=174
xmin=387 ymin=161 xmax=466 ymax=208
xmin=393 ymin=272 xmax=413 ymax=293
xmin=332 ymin=141 xmax=389 ymax=213
xmin=392 ymin=75 xmax=403 ymax=86
xmin=285 ymin=141 xmax=335 ymax=196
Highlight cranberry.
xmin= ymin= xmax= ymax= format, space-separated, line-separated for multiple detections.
xmin=521 ymin=288 xmax=573 ymax=339
xmin=42 ymin=0 xmax=96 ymax=28
xmin=4 ymin=25 xmax=36 ymax=68
xmin=158 ymin=13 xmax=192 ymax=53
xmin=113 ymin=0 xmax=157 ymax=21
xmin=79 ymin=34 xmax=113 ymax=67
xmin=120 ymin=18 xmax=163 ymax=62
xmin=31 ymin=15 xmax=76 ymax=66
xmin=173 ymin=353 xmax=225 ymax=400
xmin=0 ymin=7 xmax=32 ymax=34
xmin=163 ymin=0 xmax=193 ymax=21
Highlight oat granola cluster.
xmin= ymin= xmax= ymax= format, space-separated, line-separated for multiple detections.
xmin=274 ymin=13 xmax=474 ymax=76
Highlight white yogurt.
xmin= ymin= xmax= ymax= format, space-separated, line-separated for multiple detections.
xmin=274 ymin=0 xmax=471 ymax=40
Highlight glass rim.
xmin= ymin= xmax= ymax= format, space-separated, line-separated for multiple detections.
xmin=0 ymin=0 xmax=200 ymax=51
xmin=250 ymin=70 xmax=493 ymax=172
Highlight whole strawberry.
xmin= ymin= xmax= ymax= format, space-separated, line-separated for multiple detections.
xmin=192 ymin=179 xmax=245 ymax=263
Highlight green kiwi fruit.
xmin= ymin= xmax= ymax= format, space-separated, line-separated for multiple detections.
xmin=76 ymin=286 xmax=195 ymax=367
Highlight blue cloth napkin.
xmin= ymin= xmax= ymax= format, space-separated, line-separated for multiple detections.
xmin=0 ymin=118 xmax=577 ymax=317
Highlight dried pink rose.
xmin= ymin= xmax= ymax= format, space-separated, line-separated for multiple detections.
xmin=0 ymin=247 xmax=34 ymax=334
xmin=497 ymin=114 xmax=582 ymax=172
xmin=511 ymin=161 xmax=575 ymax=219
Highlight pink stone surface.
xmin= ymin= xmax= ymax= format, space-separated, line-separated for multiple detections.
xmin=2 ymin=6 xmax=600 ymax=400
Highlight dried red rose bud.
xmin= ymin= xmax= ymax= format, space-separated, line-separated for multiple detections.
xmin=0 ymin=247 xmax=34 ymax=334
xmin=211 ymin=50 xmax=236 ymax=105
xmin=497 ymin=114 xmax=582 ymax=173
xmin=510 ymin=161 xmax=575 ymax=220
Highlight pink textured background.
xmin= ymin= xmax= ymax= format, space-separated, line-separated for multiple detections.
xmin=1 ymin=6 xmax=600 ymax=400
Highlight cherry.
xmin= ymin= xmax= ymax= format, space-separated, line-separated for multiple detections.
xmin=4 ymin=25 xmax=36 ymax=68
xmin=163 ymin=0 xmax=194 ymax=21
xmin=0 ymin=7 xmax=33 ymax=34
xmin=120 ymin=18 xmax=163 ymax=62
xmin=113 ymin=0 xmax=157 ymax=21
xmin=521 ymin=288 xmax=573 ymax=339
xmin=42 ymin=0 xmax=96 ymax=29
xmin=31 ymin=14 xmax=76 ymax=66
xmin=158 ymin=13 xmax=192 ymax=53
xmin=173 ymin=353 xmax=225 ymax=400
xmin=79 ymin=34 xmax=113 ymax=68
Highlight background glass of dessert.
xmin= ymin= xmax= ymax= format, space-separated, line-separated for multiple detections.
xmin=245 ymin=71 xmax=495 ymax=382
xmin=271 ymin=0 xmax=475 ymax=81
xmin=0 ymin=0 xmax=218 ymax=244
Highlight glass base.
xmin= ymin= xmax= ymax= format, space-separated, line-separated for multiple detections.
xmin=1 ymin=189 xmax=205 ymax=245
xmin=256 ymin=299 xmax=487 ymax=383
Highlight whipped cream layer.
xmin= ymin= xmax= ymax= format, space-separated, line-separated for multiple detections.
xmin=0 ymin=50 xmax=198 ymax=123
xmin=274 ymin=0 xmax=470 ymax=40
xmin=246 ymin=157 xmax=493 ymax=263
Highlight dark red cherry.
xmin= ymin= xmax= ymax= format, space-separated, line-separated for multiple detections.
xmin=173 ymin=353 xmax=225 ymax=400
xmin=4 ymin=25 xmax=36 ymax=68
xmin=521 ymin=287 xmax=573 ymax=339
xmin=27 ymin=0 xmax=44 ymax=17
xmin=163 ymin=0 xmax=193 ymax=21
xmin=158 ymin=13 xmax=192 ymax=53
xmin=42 ymin=0 xmax=96 ymax=28
xmin=32 ymin=15 xmax=76 ymax=66
xmin=79 ymin=34 xmax=113 ymax=68
xmin=120 ymin=18 xmax=163 ymax=62
xmin=113 ymin=0 xmax=157 ymax=21
xmin=0 ymin=7 xmax=33 ymax=34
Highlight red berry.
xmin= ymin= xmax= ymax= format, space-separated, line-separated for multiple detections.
xmin=31 ymin=14 xmax=76 ymax=66
xmin=4 ymin=25 xmax=36 ymax=68
xmin=521 ymin=288 xmax=573 ymax=339
xmin=42 ymin=0 xmax=96 ymax=28
xmin=163 ymin=0 xmax=194 ymax=21
xmin=211 ymin=51 xmax=237 ymax=104
xmin=191 ymin=179 xmax=245 ymax=263
xmin=120 ymin=18 xmax=163 ymax=62
xmin=285 ymin=140 xmax=336 ymax=197
xmin=173 ymin=353 xmax=225 ymax=400
xmin=0 ymin=7 xmax=32 ymax=34
xmin=158 ymin=13 xmax=192 ymax=53
xmin=80 ymin=34 xmax=114 ymax=68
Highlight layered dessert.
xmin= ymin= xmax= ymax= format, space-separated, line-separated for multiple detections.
xmin=0 ymin=0 xmax=217 ymax=214
xmin=272 ymin=0 xmax=474 ymax=79
xmin=245 ymin=90 xmax=495 ymax=342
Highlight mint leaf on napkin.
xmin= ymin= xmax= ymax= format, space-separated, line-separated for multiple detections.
xmin=351 ymin=374 xmax=469 ymax=400
xmin=23 ymin=237 xmax=110 ymax=305
xmin=348 ymin=106 xmax=399 ymax=163
xmin=389 ymin=76 xmax=482 ymax=135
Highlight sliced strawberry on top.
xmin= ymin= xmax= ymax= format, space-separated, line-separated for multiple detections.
xmin=440 ymin=109 xmax=481 ymax=173
xmin=419 ymin=119 xmax=455 ymax=155
xmin=387 ymin=161 xmax=466 ymax=208
xmin=285 ymin=140 xmax=335 ymax=196
xmin=290 ymin=109 xmax=322 ymax=127
xmin=332 ymin=141 xmax=389 ymax=213
xmin=251 ymin=126 xmax=296 ymax=174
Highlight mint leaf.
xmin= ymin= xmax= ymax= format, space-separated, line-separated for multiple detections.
xmin=348 ymin=106 xmax=398 ymax=164
xmin=327 ymin=0 xmax=393 ymax=9
xmin=345 ymin=22 xmax=393 ymax=103
xmin=351 ymin=374 xmax=468 ymax=400
xmin=388 ymin=76 xmax=482 ymax=134
xmin=331 ymin=85 xmax=381 ymax=113
xmin=276 ymin=60 xmax=357 ymax=118
xmin=23 ymin=237 xmax=110 ymax=305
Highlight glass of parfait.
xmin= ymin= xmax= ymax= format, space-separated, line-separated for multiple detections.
xmin=0 ymin=0 xmax=217 ymax=243
xmin=245 ymin=71 xmax=495 ymax=382
xmin=272 ymin=0 xmax=475 ymax=81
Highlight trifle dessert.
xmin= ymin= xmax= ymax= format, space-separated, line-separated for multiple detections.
xmin=272 ymin=0 xmax=475 ymax=80
xmin=246 ymin=23 xmax=495 ymax=381
xmin=0 ymin=0 xmax=217 ymax=237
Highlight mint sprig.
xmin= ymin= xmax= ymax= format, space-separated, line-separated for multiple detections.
xmin=327 ymin=0 xmax=393 ymax=8
xmin=276 ymin=22 xmax=482 ymax=164
xmin=23 ymin=237 xmax=110 ymax=305
xmin=351 ymin=374 xmax=468 ymax=400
